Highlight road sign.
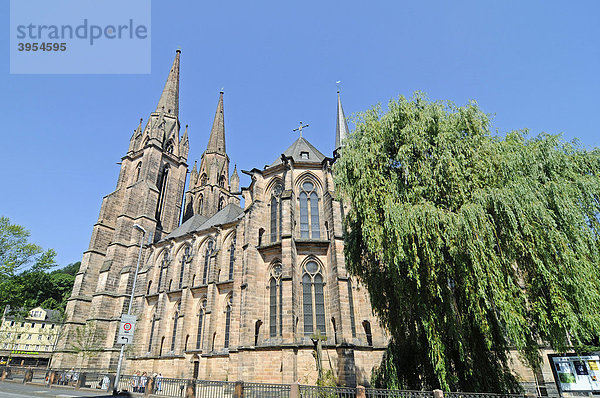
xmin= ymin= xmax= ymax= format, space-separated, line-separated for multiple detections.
xmin=117 ymin=314 xmax=137 ymax=345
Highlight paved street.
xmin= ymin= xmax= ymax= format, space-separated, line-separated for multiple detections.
xmin=0 ymin=381 xmax=113 ymax=398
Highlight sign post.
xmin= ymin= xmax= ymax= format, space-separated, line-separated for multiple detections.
xmin=117 ymin=314 xmax=137 ymax=345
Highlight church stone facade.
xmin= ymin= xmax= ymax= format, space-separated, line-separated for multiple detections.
xmin=53 ymin=51 xmax=386 ymax=385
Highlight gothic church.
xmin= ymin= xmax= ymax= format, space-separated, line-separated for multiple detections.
xmin=53 ymin=50 xmax=386 ymax=386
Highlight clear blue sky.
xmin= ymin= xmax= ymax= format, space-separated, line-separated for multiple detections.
xmin=2 ymin=1 xmax=599 ymax=267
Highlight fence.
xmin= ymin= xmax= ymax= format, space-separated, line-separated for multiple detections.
xmin=300 ymin=384 xmax=356 ymax=398
xmin=195 ymin=380 xmax=236 ymax=398
xmin=155 ymin=377 xmax=188 ymax=397
xmin=244 ymin=381 xmax=291 ymax=398
xmin=0 ymin=367 xmax=529 ymax=398
xmin=366 ymin=389 xmax=435 ymax=398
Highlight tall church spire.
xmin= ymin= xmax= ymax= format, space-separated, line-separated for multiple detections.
xmin=335 ymin=91 xmax=350 ymax=151
xmin=155 ymin=50 xmax=181 ymax=116
xmin=206 ymin=91 xmax=226 ymax=155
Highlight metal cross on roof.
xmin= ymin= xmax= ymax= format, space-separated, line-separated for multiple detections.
xmin=293 ymin=121 xmax=310 ymax=137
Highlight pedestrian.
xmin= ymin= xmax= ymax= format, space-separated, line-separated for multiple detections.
xmin=131 ymin=370 xmax=140 ymax=392
xmin=101 ymin=375 xmax=110 ymax=390
xmin=156 ymin=373 xmax=163 ymax=392
xmin=139 ymin=372 xmax=148 ymax=393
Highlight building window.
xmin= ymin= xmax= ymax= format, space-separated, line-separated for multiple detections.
xmin=270 ymin=184 xmax=283 ymax=243
xmin=171 ymin=302 xmax=181 ymax=352
xmin=166 ymin=141 xmax=174 ymax=154
xmin=196 ymin=194 xmax=204 ymax=215
xmin=157 ymin=250 xmax=169 ymax=291
xmin=363 ymin=320 xmax=373 ymax=346
xmin=228 ymin=238 xmax=236 ymax=280
xmin=200 ymin=174 xmax=207 ymax=186
xmin=27 ymin=334 xmax=32 ymax=339
xmin=348 ymin=280 xmax=357 ymax=338
xmin=155 ymin=164 xmax=170 ymax=225
xmin=218 ymin=174 xmax=225 ymax=187
xmin=218 ymin=197 xmax=225 ymax=211
xmin=202 ymin=241 xmax=214 ymax=285
xmin=300 ymin=151 xmax=309 ymax=159
xmin=224 ymin=295 xmax=232 ymax=348
xmin=269 ymin=263 xmax=283 ymax=337
xmin=196 ymin=299 xmax=207 ymax=350
xmin=302 ymin=260 xmax=326 ymax=336
xmin=179 ymin=246 xmax=191 ymax=289
xmin=147 ymin=314 xmax=156 ymax=353
xmin=41 ymin=323 xmax=45 ymax=329
xmin=147 ymin=281 xmax=152 ymax=295
xmin=135 ymin=162 xmax=142 ymax=182
xmin=299 ymin=181 xmax=320 ymax=239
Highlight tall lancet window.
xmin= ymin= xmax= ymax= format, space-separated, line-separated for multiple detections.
xmin=196 ymin=299 xmax=207 ymax=350
xmin=158 ymin=250 xmax=170 ymax=291
xmin=270 ymin=184 xmax=283 ymax=243
xmin=299 ymin=181 xmax=320 ymax=239
xmin=269 ymin=263 xmax=283 ymax=337
xmin=224 ymin=295 xmax=233 ymax=348
xmin=202 ymin=241 xmax=214 ymax=285
xmin=135 ymin=162 xmax=142 ymax=182
xmin=228 ymin=237 xmax=236 ymax=280
xmin=147 ymin=311 xmax=157 ymax=353
xmin=302 ymin=260 xmax=326 ymax=336
xmin=155 ymin=164 xmax=170 ymax=225
xmin=196 ymin=194 xmax=204 ymax=215
xmin=170 ymin=301 xmax=181 ymax=352
xmin=178 ymin=246 xmax=191 ymax=289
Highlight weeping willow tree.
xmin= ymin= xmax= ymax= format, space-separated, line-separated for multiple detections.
xmin=334 ymin=93 xmax=600 ymax=393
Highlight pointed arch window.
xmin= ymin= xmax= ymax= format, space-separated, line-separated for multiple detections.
xmin=302 ymin=260 xmax=326 ymax=336
xmin=270 ymin=184 xmax=283 ymax=243
xmin=348 ymin=279 xmax=357 ymax=338
xmin=196 ymin=194 xmax=204 ymax=215
xmin=171 ymin=301 xmax=181 ymax=352
xmin=200 ymin=174 xmax=207 ymax=186
xmin=147 ymin=313 xmax=157 ymax=353
xmin=178 ymin=246 xmax=191 ymax=289
xmin=218 ymin=174 xmax=225 ymax=187
xmin=135 ymin=162 xmax=142 ymax=182
xmin=166 ymin=141 xmax=174 ymax=154
xmin=202 ymin=241 xmax=214 ymax=285
xmin=218 ymin=197 xmax=225 ymax=211
xmin=156 ymin=164 xmax=171 ymax=225
xmin=269 ymin=263 xmax=283 ymax=337
xmin=224 ymin=295 xmax=233 ymax=348
xmin=299 ymin=181 xmax=320 ymax=239
xmin=228 ymin=237 xmax=236 ymax=280
xmin=196 ymin=299 xmax=207 ymax=350
xmin=157 ymin=250 xmax=170 ymax=291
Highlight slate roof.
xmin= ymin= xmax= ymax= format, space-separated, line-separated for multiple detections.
xmin=163 ymin=203 xmax=243 ymax=240
xmin=271 ymin=137 xmax=326 ymax=166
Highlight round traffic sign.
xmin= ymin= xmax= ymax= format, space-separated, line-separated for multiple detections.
xmin=123 ymin=323 xmax=132 ymax=331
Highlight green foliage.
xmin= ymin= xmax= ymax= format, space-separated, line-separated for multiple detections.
xmin=335 ymin=93 xmax=600 ymax=393
xmin=0 ymin=216 xmax=77 ymax=314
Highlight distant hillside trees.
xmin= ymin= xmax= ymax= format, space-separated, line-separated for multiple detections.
xmin=0 ymin=216 xmax=78 ymax=315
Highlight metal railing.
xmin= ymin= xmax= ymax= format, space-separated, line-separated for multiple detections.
xmin=300 ymin=384 xmax=357 ymax=398
xmin=366 ymin=389 xmax=435 ymax=398
xmin=445 ymin=393 xmax=524 ymax=398
xmin=195 ymin=379 xmax=236 ymax=398
xmin=244 ymin=381 xmax=291 ymax=398
xmin=155 ymin=377 xmax=188 ymax=397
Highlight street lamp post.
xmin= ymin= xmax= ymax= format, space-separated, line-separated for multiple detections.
xmin=113 ymin=224 xmax=146 ymax=395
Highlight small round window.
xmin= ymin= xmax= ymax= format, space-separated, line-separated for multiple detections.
xmin=302 ymin=181 xmax=314 ymax=191
xmin=305 ymin=261 xmax=318 ymax=274
xmin=273 ymin=264 xmax=282 ymax=277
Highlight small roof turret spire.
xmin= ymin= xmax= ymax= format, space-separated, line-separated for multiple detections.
xmin=335 ymin=90 xmax=350 ymax=150
xmin=155 ymin=50 xmax=180 ymax=117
